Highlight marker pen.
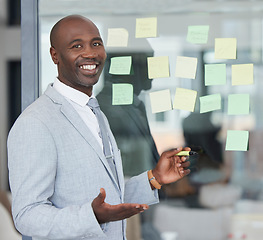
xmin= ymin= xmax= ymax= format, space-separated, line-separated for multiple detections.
xmin=176 ymin=151 xmax=198 ymax=156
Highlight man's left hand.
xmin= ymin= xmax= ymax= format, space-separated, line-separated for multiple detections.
xmin=151 ymin=147 xmax=191 ymax=187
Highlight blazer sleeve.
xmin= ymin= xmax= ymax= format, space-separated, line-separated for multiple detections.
xmin=124 ymin=171 xmax=159 ymax=205
xmin=8 ymin=115 xmax=106 ymax=239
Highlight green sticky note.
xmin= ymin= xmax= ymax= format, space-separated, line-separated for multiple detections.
xmin=225 ymin=130 xmax=249 ymax=151
xmin=232 ymin=64 xmax=254 ymax=86
xmin=149 ymin=89 xmax=172 ymax=113
xmin=205 ymin=64 xmax=226 ymax=86
xmin=173 ymin=88 xmax=197 ymax=112
xmin=109 ymin=56 xmax=132 ymax=75
xmin=187 ymin=25 xmax=209 ymax=44
xmin=112 ymin=84 xmax=133 ymax=105
xmin=147 ymin=56 xmax=170 ymax=79
xmin=200 ymin=94 xmax=221 ymax=113
xmin=228 ymin=94 xmax=249 ymax=115
xmin=215 ymin=38 xmax=237 ymax=59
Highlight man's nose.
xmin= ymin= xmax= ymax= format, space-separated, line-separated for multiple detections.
xmin=81 ymin=46 xmax=98 ymax=58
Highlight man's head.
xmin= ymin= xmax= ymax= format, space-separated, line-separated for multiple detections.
xmin=50 ymin=15 xmax=107 ymax=96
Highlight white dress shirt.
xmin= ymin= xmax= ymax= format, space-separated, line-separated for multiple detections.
xmin=53 ymin=78 xmax=103 ymax=150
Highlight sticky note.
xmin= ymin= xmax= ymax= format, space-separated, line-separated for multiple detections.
xmin=200 ymin=94 xmax=221 ymax=113
xmin=187 ymin=25 xmax=209 ymax=44
xmin=112 ymin=84 xmax=133 ymax=105
xmin=232 ymin=64 xmax=254 ymax=86
xmin=106 ymin=28 xmax=129 ymax=47
xmin=214 ymin=38 xmax=237 ymax=59
xmin=135 ymin=17 xmax=157 ymax=38
xmin=109 ymin=56 xmax=132 ymax=75
xmin=149 ymin=89 xmax=172 ymax=113
xmin=147 ymin=56 xmax=170 ymax=79
xmin=205 ymin=64 xmax=226 ymax=86
xmin=225 ymin=130 xmax=249 ymax=151
xmin=228 ymin=94 xmax=249 ymax=115
xmin=173 ymin=88 xmax=197 ymax=112
xmin=175 ymin=56 xmax=198 ymax=79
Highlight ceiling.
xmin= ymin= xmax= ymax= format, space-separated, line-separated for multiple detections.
xmin=39 ymin=0 xmax=263 ymax=17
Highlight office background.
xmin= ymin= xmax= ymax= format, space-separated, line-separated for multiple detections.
xmin=2 ymin=0 xmax=263 ymax=240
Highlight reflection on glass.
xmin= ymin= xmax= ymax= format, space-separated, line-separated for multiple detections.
xmin=97 ymin=51 xmax=159 ymax=177
xmin=38 ymin=1 xmax=263 ymax=239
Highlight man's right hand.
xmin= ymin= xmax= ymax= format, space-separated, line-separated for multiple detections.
xmin=91 ymin=188 xmax=149 ymax=224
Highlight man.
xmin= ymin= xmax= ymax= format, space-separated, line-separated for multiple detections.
xmin=8 ymin=15 xmax=190 ymax=240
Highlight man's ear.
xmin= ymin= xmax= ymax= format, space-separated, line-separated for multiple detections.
xmin=50 ymin=46 xmax=59 ymax=64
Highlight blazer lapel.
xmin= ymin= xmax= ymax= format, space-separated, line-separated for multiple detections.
xmin=45 ymin=85 xmax=121 ymax=191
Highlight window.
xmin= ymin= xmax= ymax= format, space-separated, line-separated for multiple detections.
xmin=35 ymin=1 xmax=263 ymax=239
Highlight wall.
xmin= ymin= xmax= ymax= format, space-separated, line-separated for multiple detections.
xmin=0 ymin=0 xmax=21 ymax=190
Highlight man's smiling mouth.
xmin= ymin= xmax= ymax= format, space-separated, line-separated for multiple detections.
xmin=79 ymin=64 xmax=96 ymax=70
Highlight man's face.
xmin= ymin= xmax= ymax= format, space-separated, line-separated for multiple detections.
xmin=50 ymin=17 xmax=107 ymax=95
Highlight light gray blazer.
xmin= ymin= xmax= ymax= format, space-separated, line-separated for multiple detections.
xmin=8 ymin=85 xmax=159 ymax=240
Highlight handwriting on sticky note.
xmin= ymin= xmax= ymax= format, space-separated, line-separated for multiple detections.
xmin=135 ymin=17 xmax=157 ymax=38
xmin=214 ymin=38 xmax=237 ymax=59
xmin=173 ymin=88 xmax=197 ymax=112
xmin=232 ymin=64 xmax=254 ymax=86
xmin=205 ymin=64 xmax=226 ymax=86
xmin=228 ymin=94 xmax=249 ymax=115
xmin=200 ymin=94 xmax=221 ymax=113
xmin=112 ymin=84 xmax=133 ymax=105
xmin=147 ymin=56 xmax=170 ymax=79
xmin=175 ymin=56 xmax=198 ymax=79
xmin=187 ymin=25 xmax=209 ymax=44
xmin=106 ymin=28 xmax=129 ymax=47
xmin=149 ymin=89 xmax=172 ymax=113
xmin=225 ymin=130 xmax=249 ymax=151
xmin=109 ymin=56 xmax=132 ymax=75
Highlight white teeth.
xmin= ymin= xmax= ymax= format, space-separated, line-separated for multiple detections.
xmin=80 ymin=64 xmax=96 ymax=70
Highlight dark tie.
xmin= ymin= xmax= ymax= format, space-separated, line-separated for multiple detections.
xmin=88 ymin=98 xmax=118 ymax=181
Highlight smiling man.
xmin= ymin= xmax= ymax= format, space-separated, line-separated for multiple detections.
xmin=7 ymin=15 xmax=191 ymax=240
xmin=49 ymin=16 xmax=106 ymax=96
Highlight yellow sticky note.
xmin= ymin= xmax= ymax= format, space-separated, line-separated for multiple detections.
xmin=135 ymin=17 xmax=157 ymax=38
xmin=225 ymin=130 xmax=249 ymax=151
xmin=175 ymin=56 xmax=198 ymax=79
xmin=106 ymin=28 xmax=129 ymax=47
xmin=214 ymin=38 xmax=237 ymax=59
xmin=173 ymin=88 xmax=197 ymax=112
xmin=147 ymin=56 xmax=170 ymax=79
xmin=232 ymin=64 xmax=254 ymax=86
xmin=149 ymin=89 xmax=172 ymax=113
xmin=112 ymin=84 xmax=133 ymax=105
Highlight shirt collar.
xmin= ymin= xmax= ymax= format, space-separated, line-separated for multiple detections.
xmin=53 ymin=78 xmax=94 ymax=107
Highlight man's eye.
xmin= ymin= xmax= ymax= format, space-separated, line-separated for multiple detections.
xmin=73 ymin=44 xmax=82 ymax=48
xmin=93 ymin=42 xmax=102 ymax=47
